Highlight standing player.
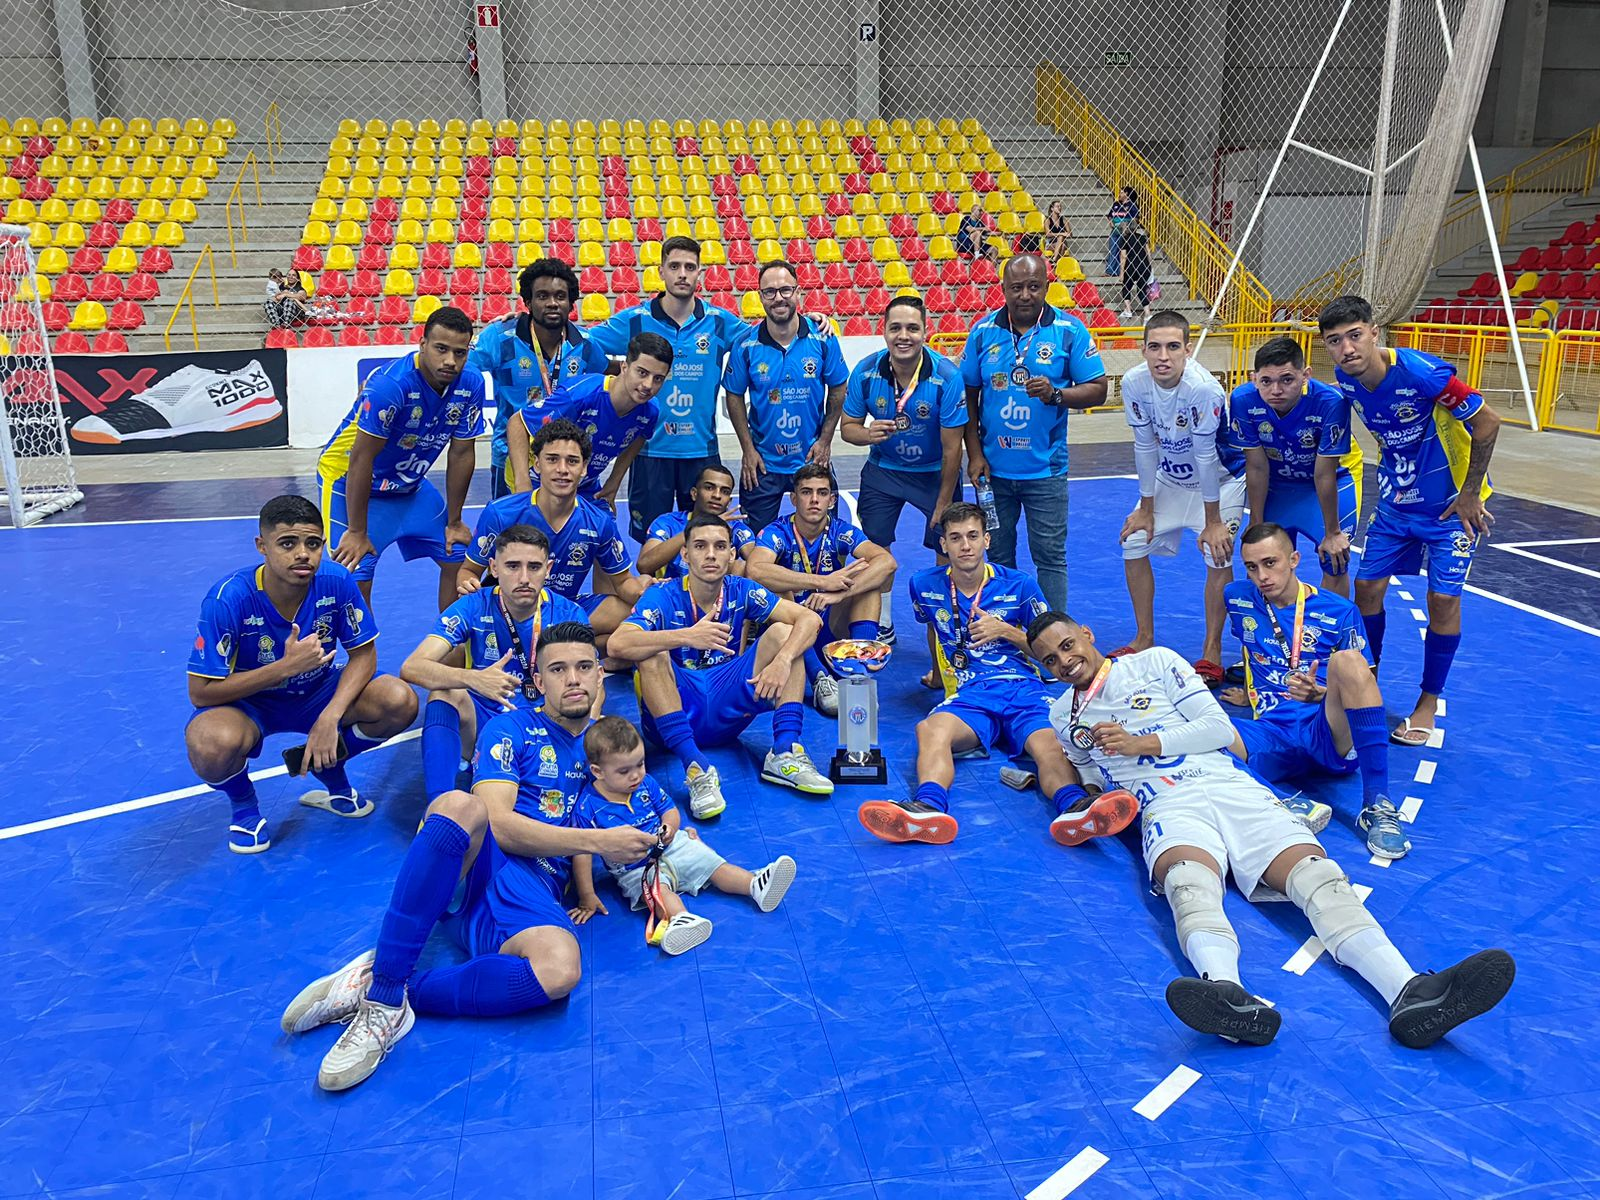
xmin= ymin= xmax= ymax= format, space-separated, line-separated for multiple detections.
xmin=469 ymin=259 xmax=608 ymax=498
xmin=1225 ymin=523 xmax=1407 ymax=858
xmin=607 ymin=514 xmax=835 ymax=819
xmin=857 ymin=502 xmax=1132 ymax=847
xmin=1319 ymin=295 xmax=1500 ymax=746
xmin=185 ymin=496 xmax=417 ymax=854
xmin=1028 ymin=612 xmax=1513 ymax=1048
xmin=589 ymin=236 xmax=749 ymax=543
xmin=319 ymin=306 xmax=484 ymax=611
xmin=840 ymin=295 xmax=968 ymax=651
xmin=723 ymin=260 xmax=850 ymax=531
xmin=1230 ymin=335 xmax=1362 ymax=595
xmin=1116 ymin=311 xmax=1247 ymax=684
xmin=281 ymin=623 xmax=660 ymax=1091
xmin=746 ymin=465 xmax=897 ymax=715
xmin=402 ymin=525 xmax=587 ymax=803
xmin=962 ymin=253 xmax=1107 ymax=611
xmin=637 ymin=463 xmax=757 ymax=579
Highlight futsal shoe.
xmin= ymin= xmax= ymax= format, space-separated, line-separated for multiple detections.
xmin=812 ymin=670 xmax=840 ymax=717
xmin=317 ymin=995 xmax=415 ymax=1091
xmin=762 ymin=744 xmax=835 ymax=795
xmin=69 ymin=359 xmax=281 ymax=444
xmin=298 ymin=787 xmax=375 ymax=818
xmin=1281 ymin=793 xmax=1332 ymax=835
xmin=1050 ymin=788 xmax=1139 ymax=847
xmin=686 ymin=764 xmax=726 ymax=820
xmin=858 ymin=798 xmax=959 ymax=845
xmin=228 ymin=813 xmax=271 ymax=855
xmin=750 ymin=855 xmax=797 ymax=912
xmin=1165 ymin=976 xmax=1282 ymax=1046
xmin=1388 ymin=949 xmax=1515 ymax=1049
xmin=1358 ymin=797 xmax=1411 ymax=859
xmin=652 ymin=912 xmax=713 ymax=955
xmin=281 ymin=949 xmax=375 ymax=1034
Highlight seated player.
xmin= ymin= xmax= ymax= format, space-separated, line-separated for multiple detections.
xmin=1225 ymin=523 xmax=1408 ymax=858
xmin=504 ymin=331 xmax=673 ymax=506
xmin=637 ymin=463 xmax=756 ymax=579
xmin=567 ymin=717 xmax=798 ymax=955
xmin=318 ymin=306 xmax=484 ymax=611
xmin=857 ymin=502 xmax=1135 ymax=847
xmin=1230 ymin=336 xmax=1362 ymax=596
xmin=1116 ymin=311 xmax=1246 ymax=684
xmin=185 ymin=495 xmax=417 ymax=855
xmin=1027 ymin=612 xmax=1514 ymax=1048
xmin=745 ymin=464 xmax=897 ymax=716
xmin=280 ymin=623 xmax=659 ymax=1091
xmin=402 ymin=524 xmax=588 ymax=803
xmin=607 ymin=514 xmax=835 ymax=819
xmin=460 ymin=418 xmax=645 ymax=644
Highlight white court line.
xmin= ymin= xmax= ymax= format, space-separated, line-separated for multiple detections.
xmin=1488 ymin=544 xmax=1600 ymax=582
xmin=1408 ymin=608 xmax=1426 ymax=622
xmin=1399 ymin=796 xmax=1424 ymax=823
xmin=1437 ymin=698 xmax=1447 ymax=717
xmin=1283 ymin=884 xmax=1374 ymax=972
xmin=1133 ymin=1065 xmax=1202 ymax=1120
xmin=1495 ymin=537 xmax=1600 ymax=548
xmin=1463 ymin=584 xmax=1600 ymax=638
xmin=1415 ymin=760 xmax=1437 ymax=785
xmin=1425 ymin=727 xmax=1445 ymax=749
xmin=1398 ymin=590 xmax=1414 ymax=601
xmin=0 ymin=730 xmax=422 ymax=841
xmin=1026 ymin=1147 xmax=1110 ymax=1200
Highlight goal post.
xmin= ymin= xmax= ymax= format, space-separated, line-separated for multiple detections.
xmin=0 ymin=225 xmax=82 ymax=527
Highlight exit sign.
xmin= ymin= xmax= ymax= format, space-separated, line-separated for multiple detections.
xmin=476 ymin=4 xmax=499 ymax=26
xmin=1104 ymin=50 xmax=1133 ymax=66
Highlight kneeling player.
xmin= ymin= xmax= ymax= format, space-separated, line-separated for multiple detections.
xmin=858 ymin=502 xmax=1135 ymax=847
xmin=185 ymin=496 xmax=417 ymax=854
xmin=281 ymin=623 xmax=659 ymax=1091
xmin=1028 ymin=612 xmax=1513 ymax=1048
xmin=607 ymin=514 xmax=835 ymax=819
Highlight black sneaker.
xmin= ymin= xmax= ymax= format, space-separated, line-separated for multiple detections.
xmin=858 ymin=798 xmax=958 ymax=845
xmin=1166 ymin=976 xmax=1282 ymax=1046
xmin=1224 ymin=660 xmax=1247 ymax=685
xmin=1388 ymin=949 xmax=1515 ymax=1049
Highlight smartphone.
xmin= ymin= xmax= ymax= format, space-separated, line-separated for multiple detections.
xmin=282 ymin=734 xmax=349 ymax=776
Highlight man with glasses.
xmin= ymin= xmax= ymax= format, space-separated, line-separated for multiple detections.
xmin=722 ymin=260 xmax=850 ymax=532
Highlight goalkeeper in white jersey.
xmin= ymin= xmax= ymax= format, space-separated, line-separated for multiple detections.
xmin=1025 ymin=611 xmax=1514 ymax=1049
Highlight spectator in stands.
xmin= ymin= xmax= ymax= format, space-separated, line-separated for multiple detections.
xmin=956 ymin=210 xmax=988 ymax=260
xmin=1105 ymin=186 xmax=1139 ymax=276
xmin=1118 ymin=217 xmax=1154 ymax=322
xmin=1015 ymin=231 xmax=1045 ymax=256
xmin=264 ymin=269 xmax=309 ymax=329
xmin=1045 ymin=201 xmax=1073 ymax=262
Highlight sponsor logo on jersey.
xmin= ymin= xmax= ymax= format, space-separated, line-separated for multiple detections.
xmin=915 ymin=400 xmax=932 ymax=419
xmin=445 ymin=403 xmax=464 ymax=424
xmin=1451 ymin=531 xmax=1474 ymax=556
xmin=243 ymin=614 xmax=265 ymax=627
xmin=990 ymin=372 xmax=1009 ymax=391
xmin=696 ymin=333 xmax=710 ymax=354
xmin=539 ymin=788 xmax=567 ymax=818
xmin=489 ymin=735 xmax=515 ymax=773
xmin=408 ymin=405 xmax=424 ymax=427
xmin=257 ymin=634 xmax=276 ymax=663
xmin=1299 ymin=429 xmax=1317 ymax=448
xmin=998 ymin=397 xmax=1030 ymax=429
xmin=216 ymin=632 xmax=233 ymax=661
xmin=1129 ymin=694 xmax=1151 ymax=710
xmin=344 ymin=602 xmax=365 ymax=635
xmin=802 ymin=358 xmax=818 ymax=378
xmin=538 ymin=744 xmax=559 ymax=777
xmin=1037 ymin=343 xmax=1054 ymax=362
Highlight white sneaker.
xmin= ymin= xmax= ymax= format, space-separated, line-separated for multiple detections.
xmin=686 ymin=763 xmax=726 ymax=820
xmin=761 ymin=744 xmax=835 ymax=795
xmin=1120 ymin=308 xmax=1133 ymax=320
xmin=281 ymin=949 xmax=375 ymax=1034
xmin=317 ymin=995 xmax=415 ymax=1091
xmin=656 ymin=912 xmax=714 ymax=956
xmin=70 ymin=359 xmax=282 ymax=444
xmin=812 ymin=671 xmax=839 ymax=717
xmin=750 ymin=855 xmax=797 ymax=912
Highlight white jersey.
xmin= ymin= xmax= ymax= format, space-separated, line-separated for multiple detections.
xmin=1122 ymin=359 xmax=1234 ymax=499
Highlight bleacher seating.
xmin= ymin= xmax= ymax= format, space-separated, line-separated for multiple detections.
xmin=1432 ymin=210 xmax=1600 ymax=331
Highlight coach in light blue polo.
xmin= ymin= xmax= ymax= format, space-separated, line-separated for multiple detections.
xmin=961 ymin=253 xmax=1106 ymax=611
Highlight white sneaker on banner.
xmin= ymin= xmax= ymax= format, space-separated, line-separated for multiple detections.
xmin=71 ymin=360 xmax=281 ymax=444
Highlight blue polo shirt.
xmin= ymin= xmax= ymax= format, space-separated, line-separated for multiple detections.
xmin=843 ymin=347 xmax=968 ymax=474
xmin=588 ymin=297 xmax=749 ymax=459
xmin=959 ymin=306 xmax=1105 ymax=481
xmin=722 ymin=317 xmax=850 ymax=473
xmin=468 ymin=315 xmax=608 ymax=470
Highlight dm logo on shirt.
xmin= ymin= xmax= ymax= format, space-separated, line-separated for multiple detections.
xmin=538 ymin=788 xmax=566 ymax=818
xmin=777 ymin=410 xmax=803 ymax=437
xmin=999 ymin=398 xmax=1030 ymax=429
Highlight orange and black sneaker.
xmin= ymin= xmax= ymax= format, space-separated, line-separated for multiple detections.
xmin=1050 ymin=788 xmax=1139 ymax=847
xmin=858 ymin=799 xmax=959 ymax=845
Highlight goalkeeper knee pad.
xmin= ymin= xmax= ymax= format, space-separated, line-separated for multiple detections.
xmin=1285 ymin=855 xmax=1379 ymax=964
xmin=1164 ymin=859 xmax=1236 ymax=952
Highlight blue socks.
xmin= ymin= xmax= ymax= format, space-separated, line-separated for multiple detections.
xmin=422 ymin=699 xmax=463 ymax=801
xmin=1345 ymin=706 xmax=1391 ymax=807
xmin=1420 ymin=630 xmax=1461 ymax=697
xmin=368 ymin=814 xmax=472 ymax=1007
xmin=216 ymin=766 xmax=259 ymax=824
xmin=915 ymin=781 xmax=950 ymax=813
xmin=849 ymin=620 xmax=877 ymax=641
xmin=410 ymin=953 xmax=551 ymax=1017
xmin=312 ymin=762 xmax=354 ymax=797
xmin=654 ymin=710 xmax=703 ymax=773
xmin=772 ymin=701 xmax=804 ymax=751
xmin=344 ymin=723 xmax=387 ymax=755
xmin=1052 ymin=784 xmax=1088 ymax=816
xmin=1361 ymin=610 xmax=1388 ymax=666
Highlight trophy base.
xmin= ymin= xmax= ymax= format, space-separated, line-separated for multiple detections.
xmin=830 ymin=748 xmax=887 ymax=785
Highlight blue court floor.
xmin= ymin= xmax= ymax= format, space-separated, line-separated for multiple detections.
xmin=1 ymin=449 xmax=1598 ymax=1199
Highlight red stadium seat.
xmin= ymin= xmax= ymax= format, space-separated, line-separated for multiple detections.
xmin=900 ymin=236 xmax=929 ymax=262
xmin=1559 ymin=245 xmax=1587 ymax=270
xmin=1072 ymin=281 xmax=1103 ymax=308
xmin=608 ymin=241 xmax=636 ymax=267
xmin=611 ymin=265 xmax=641 ymax=293
xmin=732 ymin=154 xmax=757 ymax=175
xmin=806 ymin=216 xmax=834 ymax=240
xmin=825 ymin=193 xmax=852 ymax=217
xmin=613 ymin=292 xmax=640 ymax=311
xmin=936 ymin=312 xmax=967 ymax=334
xmin=375 ymin=324 xmax=410 ymax=344
xmin=107 ymin=300 xmax=145 ymax=329
xmin=344 ymin=297 xmax=376 ymax=322
xmin=603 ymin=197 xmax=632 ymax=219
xmin=22 ymin=177 xmax=52 ymax=201
xmin=579 ymin=266 xmax=609 ymax=293
xmin=339 ymin=323 xmax=371 ymax=346
xmin=416 ymin=268 xmax=449 ymax=296
xmin=1559 ymin=220 xmax=1588 ymax=245
xmin=451 ymin=296 xmax=480 ymax=321
xmin=1558 ymin=272 xmax=1588 ymax=299
xmin=711 ymin=292 xmax=740 ymax=315
xmin=466 ymin=156 xmax=491 ymax=178
xmin=636 ymin=217 xmax=663 ymax=242
xmin=794 ymin=263 xmax=823 ymax=289
xmin=87 ymin=221 xmax=120 ymax=248
xmin=850 ymin=135 xmax=873 ymax=156
xmin=843 ymin=173 xmax=871 ymax=195
xmin=104 ymin=199 xmax=136 ymax=223
xmin=715 ymin=195 xmax=743 ymax=219
xmin=485 ymin=242 xmax=514 ymax=268
xmin=70 ymin=247 xmax=105 ymax=275
xmin=1531 ymin=272 xmax=1562 ymax=299
xmin=494 ymin=136 xmax=518 ymax=156
xmin=723 ymin=215 xmax=749 ymax=240
xmin=858 ymin=151 xmax=884 ymax=173
xmin=1586 ymin=274 xmax=1600 ymax=300
xmin=483 ymin=267 xmax=514 ymax=294
xmin=1087 ymin=307 xmax=1119 ymax=329
xmin=972 ymin=171 xmax=996 ymax=193
xmin=124 ymin=272 xmax=160 ymax=301
xmin=971 ymin=259 xmax=998 ymax=285
xmin=351 ymin=269 xmax=383 ymax=297
xmin=373 ymin=197 xmax=399 ymax=221
xmin=842 ymin=237 xmax=870 ymax=263
xmin=851 ymin=261 xmax=883 ymax=289
xmin=940 ymin=259 xmax=971 ymax=285
xmin=265 ymin=328 xmax=298 ymax=348
xmin=804 ymin=292 xmax=832 ymax=316
xmin=88 ymin=274 xmax=123 ymax=302
xmin=931 ymin=192 xmax=958 ymax=215
xmin=459 ymin=218 xmax=485 ymax=243
xmin=911 ymin=261 xmax=939 ymax=287
xmin=786 ymin=238 xmax=815 ymax=264
xmin=732 ymin=264 xmax=759 ymax=291
xmin=449 ymin=267 xmax=481 ymax=295
xmin=886 ymin=214 xmax=916 ymax=239
xmin=832 ymin=288 xmax=865 ymax=316
xmin=357 ymin=244 xmax=388 ymax=271
xmin=728 ymin=240 xmax=755 ymax=265
xmin=365 ymin=220 xmax=395 ymax=245
xmin=54 ymin=331 xmax=91 ymax=354
xmin=675 ymin=136 xmax=699 ymax=156
xmin=861 ymin=286 xmax=892 ymax=313
xmin=41 ymin=301 xmax=71 ymax=331
xmin=421 ymin=243 xmax=452 ymax=269
xmin=1511 ymin=247 xmax=1540 ymax=272
xmin=954 ymin=282 xmax=984 ymax=312
xmin=292 ymin=245 xmax=323 ymax=272
xmin=843 ymin=316 xmax=873 ymax=335
xmin=1536 ymin=247 xmax=1561 ymax=271
xmin=547 ymin=218 xmax=575 ymax=243
xmin=481 ymin=294 xmax=514 ymax=322
xmin=713 ymin=175 xmax=740 ymax=197
xmin=461 ymin=198 xmax=488 ymax=221
xmin=317 ymin=271 xmax=350 ymax=298
xmin=53 ymin=274 xmax=89 ymax=302
xmin=377 ymin=296 xmax=411 ymax=323
xmin=1461 ymin=272 xmax=1494 ymax=298
xmin=983 ymin=283 xmax=1005 ymax=309
xmin=702 ymin=265 xmax=732 ymax=292
xmin=303 ymin=326 xmax=336 ymax=347
xmin=90 ymin=330 xmax=129 ymax=353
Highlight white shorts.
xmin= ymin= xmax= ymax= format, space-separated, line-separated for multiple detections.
xmin=1122 ymin=474 xmax=1247 ymax=566
xmin=612 ymin=834 xmax=728 ymax=909
xmin=1139 ymin=773 xmax=1321 ymax=901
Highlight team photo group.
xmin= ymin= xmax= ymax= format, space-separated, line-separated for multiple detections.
xmin=181 ymin=237 xmax=1515 ymax=1093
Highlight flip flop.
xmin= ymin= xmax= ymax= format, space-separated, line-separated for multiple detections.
xmin=1389 ymin=718 xmax=1432 ymax=747
xmin=1192 ymin=659 xmax=1225 ymax=688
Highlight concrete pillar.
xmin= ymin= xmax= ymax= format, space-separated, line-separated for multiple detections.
xmin=1182 ymin=0 xmax=1228 ymax=208
xmin=474 ymin=5 xmax=509 ymax=125
xmin=855 ymin=0 xmax=881 ymax=121
xmin=1491 ymin=0 xmax=1547 ymax=147
xmin=52 ymin=0 xmax=98 ymax=123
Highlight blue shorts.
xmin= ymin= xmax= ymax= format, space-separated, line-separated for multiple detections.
xmin=574 ymin=593 xmax=609 ymax=617
xmin=187 ymin=668 xmax=343 ymax=755
xmin=857 ymin=459 xmax=947 ymax=552
xmin=627 ymin=453 xmax=722 ymax=543
xmin=323 ymin=476 xmax=466 ymax=583
xmin=640 ymin=646 xmax=767 ymax=748
xmin=933 ymin=678 xmax=1053 ymax=757
xmin=1235 ymin=702 xmax=1356 ymax=782
xmin=448 ymin=831 xmax=575 ymax=958
xmin=1357 ymin=505 xmax=1478 ymax=596
xmin=1263 ymin=475 xmax=1360 ymax=576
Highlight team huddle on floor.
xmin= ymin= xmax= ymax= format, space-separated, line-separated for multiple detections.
xmin=183 ymin=238 xmax=1515 ymax=1091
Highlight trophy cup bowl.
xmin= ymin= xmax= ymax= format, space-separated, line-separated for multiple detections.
xmin=823 ymin=640 xmax=892 ymax=784
xmin=821 ymin=638 xmax=893 ymax=675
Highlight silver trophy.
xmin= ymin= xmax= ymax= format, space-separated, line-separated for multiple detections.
xmin=823 ymin=639 xmax=891 ymax=784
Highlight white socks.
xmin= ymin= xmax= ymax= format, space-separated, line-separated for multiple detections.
xmin=1184 ymin=930 xmax=1243 ymax=987
xmin=1336 ymin=927 xmax=1417 ymax=1006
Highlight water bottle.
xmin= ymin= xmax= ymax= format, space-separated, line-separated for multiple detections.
xmin=976 ymin=478 xmax=1000 ymax=531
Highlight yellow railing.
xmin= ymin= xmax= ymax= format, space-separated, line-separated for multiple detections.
xmin=224 ymin=151 xmax=264 ymax=268
xmin=1536 ymin=329 xmax=1600 ymax=433
xmin=163 ymin=244 xmax=219 ymax=351
xmin=264 ymin=101 xmax=283 ymax=173
xmin=1033 ymin=64 xmax=1275 ymax=327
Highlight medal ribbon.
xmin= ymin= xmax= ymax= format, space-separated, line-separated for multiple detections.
xmin=1013 ymin=323 xmax=1040 ymax=375
xmin=889 ymin=359 xmax=922 ymax=421
xmin=947 ymin=563 xmax=993 ymax=653
xmin=790 ymin=516 xmax=827 ymax=576
xmin=496 ymin=587 xmax=545 ymax=698
xmin=684 ymin=577 xmax=730 ymax=664
xmin=1259 ymin=583 xmax=1308 ymax=670
xmin=1069 ymin=655 xmax=1116 ymax=727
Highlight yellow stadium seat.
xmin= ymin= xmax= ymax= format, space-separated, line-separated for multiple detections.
xmin=412 ymin=295 xmax=441 ymax=323
xmin=70 ymin=198 xmax=102 ymax=223
xmin=745 ymin=195 xmax=770 ymax=218
xmin=1510 ymin=271 xmax=1538 ymax=296
xmin=982 ymin=192 xmax=1008 ymax=215
xmin=301 ymin=220 xmax=331 ymax=245
xmin=658 ymin=176 xmax=684 ymax=198
xmin=70 ymin=301 xmax=107 ymax=332
xmin=916 ymin=213 xmax=942 ymax=238
xmin=747 ymin=216 xmax=776 ymax=242
xmin=520 ymin=176 xmax=546 ymax=199
xmin=797 ymin=194 xmax=823 ymax=218
xmin=1045 ymin=281 xmax=1072 ymax=308
xmin=663 ymin=217 xmax=692 ymax=239
xmin=634 ymin=195 xmax=660 ymax=218
xmin=38 ymin=155 xmax=67 ymax=180
xmin=575 ymin=194 xmax=602 ymax=218
xmin=548 ymin=196 xmax=575 ymax=219
xmin=1057 ymin=256 xmax=1084 ymax=282
xmin=700 ymin=242 xmax=727 ymax=266
xmin=660 ymin=195 xmax=687 ymax=220
xmin=443 ymin=119 xmax=468 ymax=138
xmin=364 ymin=119 xmax=388 ymax=139
xmin=641 ymin=265 xmax=665 ymax=292
xmin=575 ymin=294 xmax=609 ymax=322
xmin=777 ymin=215 xmax=806 ymax=240
xmin=995 ymin=212 xmax=1022 ymax=236
xmin=437 ymin=176 xmax=463 ymax=199
xmin=4 ymin=199 xmax=36 ymax=223
xmin=340 ymin=197 xmax=370 ymax=223
xmin=54 ymin=222 xmax=87 ymax=249
xmin=55 ymin=176 xmax=85 ymax=201
xmin=451 ymin=242 xmax=482 ymax=268
xmin=36 ymin=247 xmax=69 ymax=276
xmin=425 ymin=219 xmax=454 ymax=243
xmin=860 ymin=215 xmax=889 ymax=239
xmin=691 ymin=216 xmax=718 ymax=241
xmin=153 ymin=221 xmax=185 ymax=247
xmin=488 ymin=218 xmax=515 ymax=243
xmin=384 ymin=268 xmax=415 ymax=296
xmin=412 ymin=156 xmax=436 ymax=178
xmin=179 ymin=177 xmax=208 ymax=200
xmin=398 ymin=196 xmax=426 ymax=221
xmin=928 ymin=235 xmax=956 ymax=261
xmin=872 ymin=236 xmax=900 ymax=263
xmin=430 ymin=196 xmax=458 ymax=221
xmin=853 ymin=194 xmax=877 ymax=217
xmin=516 ymin=243 xmax=543 ymax=267
xmin=606 ymin=217 xmax=634 ymax=242
xmin=85 ymin=177 xmax=115 ymax=200
xmin=326 ymin=244 xmax=356 ymax=272
xmin=576 ymin=177 xmax=601 ymax=200
xmin=488 ymin=196 xmax=516 ymax=221
xmin=755 ymin=237 xmax=784 ymax=262
xmin=135 ymin=198 xmax=167 ymax=223
xmin=353 ymin=155 xmax=379 ymax=179
xmin=105 ymin=246 xmax=139 ymax=275
xmin=740 ymin=291 xmax=765 ymax=319
xmin=37 ymin=199 xmax=69 ymax=225
xmin=390 ymin=243 xmax=420 ymax=270
xmin=119 ymin=221 xmax=153 ymax=247
xmin=518 ymin=196 xmax=545 ymax=219
xmin=814 ymin=238 xmax=843 ymax=264
xmin=771 ymin=195 xmax=796 ymax=217
xmin=405 ymin=177 xmax=433 ymax=199
xmin=309 ymin=197 xmax=337 ymax=223
xmin=577 ymin=242 xmax=605 ymax=267
xmin=1022 ymin=211 xmax=1047 ymax=235
xmin=518 ymin=218 xmax=545 ymax=243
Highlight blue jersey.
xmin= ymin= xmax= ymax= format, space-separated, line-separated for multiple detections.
xmin=468 ymin=315 xmax=608 ymax=469
xmin=1334 ymin=347 xmax=1489 ymax=515
xmin=467 ymin=491 xmax=631 ymax=599
xmin=574 ymin=776 xmax=675 ymax=872
xmin=317 ymin=353 xmax=485 ymax=493
xmin=843 ymin=347 xmax=968 ymax=474
xmin=589 ymin=298 xmax=749 ymax=459
xmin=188 ymin=561 xmax=376 ymax=698
xmin=1224 ymin=581 xmax=1371 ymax=718
xmin=908 ymin=563 xmax=1048 ymax=690
xmin=754 ymin=515 xmax=870 ymax=603
xmin=1229 ymin=378 xmax=1361 ymax=488
xmin=473 ymin=707 xmax=589 ymax=893
xmin=530 ymin=373 xmax=658 ymax=495
xmin=623 ymin=574 xmax=782 ymax=671
xmin=430 ymin=586 xmax=588 ymax=709
xmin=644 ymin=509 xmax=757 ymax=578
xmin=722 ymin=317 xmax=850 ymax=473
xmin=959 ymin=305 xmax=1105 ymax=480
